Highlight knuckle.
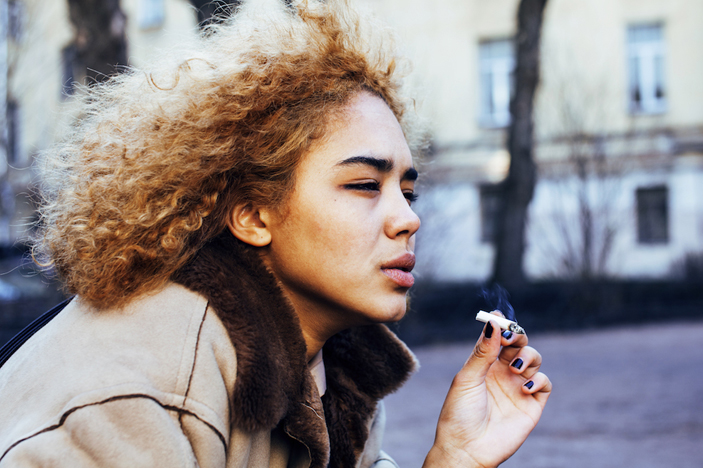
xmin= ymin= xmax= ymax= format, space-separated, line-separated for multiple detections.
xmin=471 ymin=343 xmax=490 ymax=360
xmin=471 ymin=338 xmax=498 ymax=361
xmin=511 ymin=334 xmax=529 ymax=347
xmin=523 ymin=346 xmax=541 ymax=360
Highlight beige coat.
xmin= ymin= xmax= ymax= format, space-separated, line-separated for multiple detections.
xmin=0 ymin=234 xmax=417 ymax=468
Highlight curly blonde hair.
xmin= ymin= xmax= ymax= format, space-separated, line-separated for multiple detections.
xmin=32 ymin=0 xmax=424 ymax=309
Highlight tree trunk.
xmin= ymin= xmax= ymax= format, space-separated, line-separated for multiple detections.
xmin=491 ymin=0 xmax=548 ymax=287
xmin=66 ymin=0 xmax=128 ymax=85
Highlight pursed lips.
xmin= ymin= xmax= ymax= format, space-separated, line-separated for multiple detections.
xmin=380 ymin=252 xmax=415 ymax=288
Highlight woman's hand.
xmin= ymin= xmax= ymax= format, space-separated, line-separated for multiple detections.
xmin=423 ymin=312 xmax=552 ymax=468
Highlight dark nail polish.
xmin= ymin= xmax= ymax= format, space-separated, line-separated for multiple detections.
xmin=524 ymin=380 xmax=534 ymax=390
xmin=501 ymin=330 xmax=513 ymax=340
xmin=485 ymin=322 xmax=494 ymax=338
xmin=511 ymin=358 xmax=524 ymax=369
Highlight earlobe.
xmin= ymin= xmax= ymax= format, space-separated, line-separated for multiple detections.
xmin=226 ymin=204 xmax=273 ymax=247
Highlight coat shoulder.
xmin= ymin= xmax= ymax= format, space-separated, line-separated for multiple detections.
xmin=0 ymin=283 xmax=236 ymax=462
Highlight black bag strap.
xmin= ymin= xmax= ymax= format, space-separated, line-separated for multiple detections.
xmin=0 ymin=297 xmax=72 ymax=369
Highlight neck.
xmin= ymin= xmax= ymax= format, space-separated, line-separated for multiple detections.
xmin=258 ymin=252 xmax=358 ymax=362
xmin=171 ymin=231 xmax=419 ymax=450
xmin=302 ymin=330 xmax=326 ymax=362
xmin=285 ymin=293 xmax=352 ymax=362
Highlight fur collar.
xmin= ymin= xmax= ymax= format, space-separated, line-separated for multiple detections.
xmin=173 ymin=232 xmax=417 ymax=468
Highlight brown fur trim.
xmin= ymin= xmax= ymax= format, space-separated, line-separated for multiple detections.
xmin=173 ymin=232 xmax=417 ymax=468
xmin=323 ymin=326 xmax=418 ymax=467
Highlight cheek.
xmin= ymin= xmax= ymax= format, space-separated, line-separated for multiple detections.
xmin=311 ymin=206 xmax=362 ymax=251
xmin=299 ymin=199 xmax=377 ymax=263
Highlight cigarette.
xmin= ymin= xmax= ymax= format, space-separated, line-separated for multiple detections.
xmin=476 ymin=310 xmax=525 ymax=334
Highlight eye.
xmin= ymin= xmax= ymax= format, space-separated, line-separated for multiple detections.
xmin=404 ymin=191 xmax=418 ymax=205
xmin=344 ymin=181 xmax=380 ymax=192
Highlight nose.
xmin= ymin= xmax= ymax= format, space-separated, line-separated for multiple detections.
xmin=384 ymin=192 xmax=421 ymax=240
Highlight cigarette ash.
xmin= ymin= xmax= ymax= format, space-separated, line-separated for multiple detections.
xmin=479 ymin=284 xmax=516 ymax=322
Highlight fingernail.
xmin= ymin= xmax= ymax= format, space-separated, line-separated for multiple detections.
xmin=484 ymin=322 xmax=494 ymax=338
xmin=511 ymin=358 xmax=524 ymax=369
xmin=524 ymin=380 xmax=534 ymax=390
xmin=501 ymin=330 xmax=513 ymax=340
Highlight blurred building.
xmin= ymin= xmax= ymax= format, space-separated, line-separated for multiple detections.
xmin=2 ymin=0 xmax=702 ymax=282
xmin=360 ymin=0 xmax=703 ymax=282
xmin=0 ymin=0 xmax=197 ymax=249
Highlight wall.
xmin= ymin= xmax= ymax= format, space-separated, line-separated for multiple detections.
xmin=1 ymin=0 xmax=197 ymax=246
xmin=360 ymin=0 xmax=703 ymax=281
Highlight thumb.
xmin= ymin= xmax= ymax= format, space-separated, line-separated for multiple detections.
xmin=461 ymin=321 xmax=502 ymax=383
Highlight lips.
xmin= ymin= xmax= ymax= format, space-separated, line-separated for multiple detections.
xmin=381 ymin=253 xmax=416 ymax=288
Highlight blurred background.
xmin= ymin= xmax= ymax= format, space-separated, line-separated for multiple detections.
xmin=363 ymin=0 xmax=703 ymax=343
xmin=1 ymin=0 xmax=702 ymax=466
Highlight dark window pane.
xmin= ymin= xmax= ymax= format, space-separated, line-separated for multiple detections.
xmin=62 ymin=45 xmax=77 ymax=98
xmin=6 ymin=100 xmax=19 ymax=165
xmin=636 ymin=186 xmax=668 ymax=244
xmin=480 ymin=184 xmax=501 ymax=243
xmin=8 ymin=0 xmax=23 ymax=41
xmin=654 ymin=55 xmax=665 ymax=99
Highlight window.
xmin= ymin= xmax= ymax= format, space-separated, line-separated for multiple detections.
xmin=627 ymin=23 xmax=666 ymax=114
xmin=61 ymin=45 xmax=77 ymax=98
xmin=636 ymin=186 xmax=668 ymax=244
xmin=478 ymin=39 xmax=514 ymax=128
xmin=193 ymin=0 xmax=241 ymax=28
xmin=6 ymin=100 xmax=19 ymax=165
xmin=480 ymin=184 xmax=502 ymax=243
xmin=139 ymin=0 xmax=165 ymax=30
xmin=6 ymin=0 xmax=23 ymax=41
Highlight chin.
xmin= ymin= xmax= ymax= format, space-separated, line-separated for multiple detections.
xmin=344 ymin=292 xmax=409 ymax=326
xmin=373 ymin=296 xmax=408 ymax=324
xmin=383 ymin=309 xmax=407 ymax=324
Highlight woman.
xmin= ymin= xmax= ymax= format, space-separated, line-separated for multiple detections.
xmin=0 ymin=1 xmax=550 ymax=467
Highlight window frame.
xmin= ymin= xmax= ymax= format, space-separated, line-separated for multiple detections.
xmin=138 ymin=0 xmax=165 ymax=30
xmin=636 ymin=185 xmax=669 ymax=245
xmin=479 ymin=183 xmax=502 ymax=244
xmin=5 ymin=99 xmax=20 ymax=165
xmin=61 ymin=44 xmax=78 ymax=98
xmin=477 ymin=38 xmax=515 ymax=128
xmin=626 ymin=23 xmax=667 ymax=115
xmin=7 ymin=0 xmax=24 ymax=41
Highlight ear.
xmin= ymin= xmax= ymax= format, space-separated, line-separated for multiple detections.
xmin=226 ymin=203 xmax=273 ymax=247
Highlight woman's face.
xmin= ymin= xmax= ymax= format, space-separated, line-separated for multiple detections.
xmin=262 ymin=92 xmax=420 ymax=333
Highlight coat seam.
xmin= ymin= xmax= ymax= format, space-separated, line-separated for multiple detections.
xmin=178 ymin=301 xmax=209 ymax=429
xmin=0 ymin=393 xmax=227 ymax=464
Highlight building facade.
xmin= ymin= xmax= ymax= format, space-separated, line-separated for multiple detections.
xmin=360 ymin=0 xmax=703 ymax=282
xmin=0 ymin=0 xmax=197 ymax=248
xmin=2 ymin=0 xmax=702 ymax=281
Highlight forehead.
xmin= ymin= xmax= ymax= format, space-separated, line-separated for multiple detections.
xmin=301 ymin=92 xmax=414 ymax=171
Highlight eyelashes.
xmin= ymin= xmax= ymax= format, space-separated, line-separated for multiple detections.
xmin=344 ymin=182 xmax=418 ymax=204
xmin=345 ymin=182 xmax=380 ymax=192
xmin=404 ymin=192 xmax=419 ymax=203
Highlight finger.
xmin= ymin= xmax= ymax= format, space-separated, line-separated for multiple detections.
xmin=503 ymin=346 xmax=543 ymax=379
xmin=500 ymin=328 xmax=528 ymax=348
xmin=488 ymin=311 xmax=529 ymax=348
xmin=497 ymin=330 xmax=528 ymax=366
xmin=459 ymin=320 xmax=503 ymax=384
xmin=522 ymin=372 xmax=552 ymax=403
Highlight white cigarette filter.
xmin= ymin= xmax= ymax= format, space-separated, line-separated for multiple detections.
xmin=475 ymin=311 xmax=525 ymax=334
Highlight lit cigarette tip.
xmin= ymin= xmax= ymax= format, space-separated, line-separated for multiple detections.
xmin=475 ymin=310 xmax=525 ymax=334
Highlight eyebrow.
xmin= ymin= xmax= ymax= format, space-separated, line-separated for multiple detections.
xmin=337 ymin=156 xmax=418 ymax=182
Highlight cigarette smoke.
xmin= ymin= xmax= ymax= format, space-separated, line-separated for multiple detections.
xmin=479 ymin=284 xmax=516 ymax=322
